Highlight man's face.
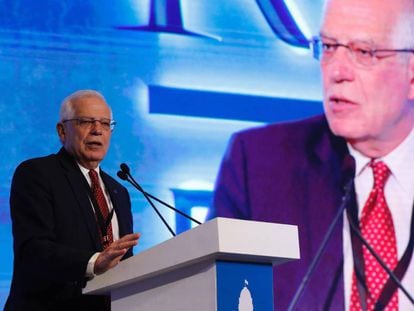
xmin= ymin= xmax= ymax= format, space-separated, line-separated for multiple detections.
xmin=321 ymin=0 xmax=414 ymax=154
xmin=57 ymin=96 xmax=112 ymax=169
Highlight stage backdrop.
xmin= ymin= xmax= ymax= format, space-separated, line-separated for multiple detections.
xmin=0 ymin=0 xmax=324 ymax=307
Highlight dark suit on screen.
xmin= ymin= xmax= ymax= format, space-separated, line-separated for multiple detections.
xmin=212 ymin=115 xmax=355 ymax=310
xmin=5 ymin=147 xmax=133 ymax=310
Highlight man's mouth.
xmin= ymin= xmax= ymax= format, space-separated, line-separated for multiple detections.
xmin=329 ymin=95 xmax=357 ymax=112
xmin=86 ymin=141 xmax=103 ymax=147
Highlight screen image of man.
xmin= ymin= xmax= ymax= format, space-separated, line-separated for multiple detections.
xmin=5 ymin=90 xmax=140 ymax=310
xmin=212 ymin=0 xmax=414 ymax=309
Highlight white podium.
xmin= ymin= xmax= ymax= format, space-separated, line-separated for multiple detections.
xmin=84 ymin=217 xmax=300 ymax=310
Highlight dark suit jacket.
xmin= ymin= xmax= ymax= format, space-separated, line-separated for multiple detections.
xmin=213 ymin=115 xmax=353 ymax=310
xmin=5 ymin=148 xmax=134 ymax=311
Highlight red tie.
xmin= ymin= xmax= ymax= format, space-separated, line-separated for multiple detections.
xmin=89 ymin=169 xmax=113 ymax=249
xmin=350 ymin=161 xmax=398 ymax=310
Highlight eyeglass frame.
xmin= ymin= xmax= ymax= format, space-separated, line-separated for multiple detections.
xmin=61 ymin=117 xmax=116 ymax=131
xmin=309 ymin=36 xmax=414 ymax=67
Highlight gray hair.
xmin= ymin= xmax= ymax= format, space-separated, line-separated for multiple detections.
xmin=59 ymin=90 xmax=111 ymax=121
xmin=321 ymin=0 xmax=414 ymax=48
xmin=393 ymin=4 xmax=414 ymax=48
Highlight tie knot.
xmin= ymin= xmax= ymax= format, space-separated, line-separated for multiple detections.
xmin=88 ymin=169 xmax=99 ymax=186
xmin=370 ymin=160 xmax=390 ymax=190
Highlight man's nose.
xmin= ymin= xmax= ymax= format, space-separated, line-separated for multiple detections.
xmin=324 ymin=47 xmax=355 ymax=83
xmin=90 ymin=120 xmax=103 ymax=133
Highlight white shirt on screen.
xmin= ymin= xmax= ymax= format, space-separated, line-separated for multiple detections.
xmin=343 ymin=127 xmax=414 ymax=310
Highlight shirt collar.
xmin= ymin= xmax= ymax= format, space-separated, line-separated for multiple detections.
xmin=348 ymin=125 xmax=414 ymax=192
xmin=347 ymin=145 xmax=370 ymax=177
xmin=77 ymin=163 xmax=100 ymax=175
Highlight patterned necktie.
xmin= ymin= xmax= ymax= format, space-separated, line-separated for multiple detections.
xmin=89 ymin=169 xmax=113 ymax=249
xmin=350 ymin=161 xmax=398 ymax=310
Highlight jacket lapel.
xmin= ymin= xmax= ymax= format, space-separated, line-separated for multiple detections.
xmin=311 ymin=116 xmax=351 ymax=204
xmin=305 ymin=117 xmax=354 ymax=309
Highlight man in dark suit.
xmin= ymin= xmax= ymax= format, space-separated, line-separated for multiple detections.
xmin=5 ymin=90 xmax=140 ymax=310
xmin=213 ymin=0 xmax=414 ymax=309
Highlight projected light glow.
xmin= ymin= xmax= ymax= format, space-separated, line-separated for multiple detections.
xmin=191 ymin=206 xmax=209 ymax=228
xmin=284 ymin=0 xmax=312 ymax=39
xmin=178 ymin=180 xmax=213 ymax=191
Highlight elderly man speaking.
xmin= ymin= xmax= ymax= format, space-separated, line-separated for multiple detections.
xmin=6 ymin=90 xmax=140 ymax=310
xmin=213 ymin=0 xmax=414 ymax=309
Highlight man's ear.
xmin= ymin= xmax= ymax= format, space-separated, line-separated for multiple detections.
xmin=408 ymin=55 xmax=414 ymax=99
xmin=56 ymin=123 xmax=66 ymax=144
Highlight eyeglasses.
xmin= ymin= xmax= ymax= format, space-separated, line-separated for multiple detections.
xmin=62 ymin=117 xmax=116 ymax=131
xmin=310 ymin=36 xmax=414 ymax=67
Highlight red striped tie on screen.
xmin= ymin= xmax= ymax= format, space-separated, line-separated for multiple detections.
xmin=350 ymin=161 xmax=398 ymax=310
xmin=89 ymin=169 xmax=113 ymax=249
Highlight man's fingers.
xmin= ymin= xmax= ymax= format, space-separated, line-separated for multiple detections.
xmin=94 ymin=249 xmax=127 ymax=275
xmin=111 ymin=233 xmax=140 ymax=250
xmin=94 ymin=233 xmax=140 ymax=275
xmin=107 ymin=248 xmax=126 ymax=258
xmin=118 ymin=233 xmax=140 ymax=242
xmin=114 ymin=240 xmax=138 ymax=250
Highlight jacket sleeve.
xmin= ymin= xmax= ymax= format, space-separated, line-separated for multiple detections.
xmin=10 ymin=160 xmax=95 ymax=285
xmin=211 ymin=133 xmax=251 ymax=220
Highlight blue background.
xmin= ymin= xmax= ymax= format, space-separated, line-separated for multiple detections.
xmin=216 ymin=261 xmax=274 ymax=310
xmin=0 ymin=0 xmax=325 ymax=307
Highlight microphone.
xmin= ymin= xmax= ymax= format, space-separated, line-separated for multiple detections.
xmin=117 ymin=163 xmax=202 ymax=236
xmin=118 ymin=163 xmax=201 ymax=225
xmin=119 ymin=164 xmax=201 ymax=225
xmin=117 ymin=164 xmax=176 ymax=237
xmin=117 ymin=170 xmax=128 ymax=181
xmin=120 ymin=163 xmax=130 ymax=174
xmin=287 ymin=154 xmax=356 ymax=311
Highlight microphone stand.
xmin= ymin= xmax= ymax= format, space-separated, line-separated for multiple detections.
xmin=118 ymin=170 xmax=176 ymax=237
xmin=140 ymin=191 xmax=201 ymax=225
xmin=348 ymin=218 xmax=414 ymax=305
xmin=117 ymin=163 xmax=204 ymax=237
xmin=287 ymin=179 xmax=354 ymax=311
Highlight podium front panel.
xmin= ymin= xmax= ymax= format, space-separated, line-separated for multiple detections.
xmin=216 ymin=261 xmax=273 ymax=310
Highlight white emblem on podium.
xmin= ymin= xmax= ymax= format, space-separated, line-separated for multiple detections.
xmin=238 ymin=279 xmax=254 ymax=311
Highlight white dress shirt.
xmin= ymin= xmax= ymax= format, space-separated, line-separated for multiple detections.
xmin=78 ymin=164 xmax=120 ymax=277
xmin=343 ymin=128 xmax=414 ymax=310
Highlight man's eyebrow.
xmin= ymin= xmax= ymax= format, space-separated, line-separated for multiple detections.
xmin=319 ymin=32 xmax=376 ymax=46
xmin=319 ymin=33 xmax=337 ymax=41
